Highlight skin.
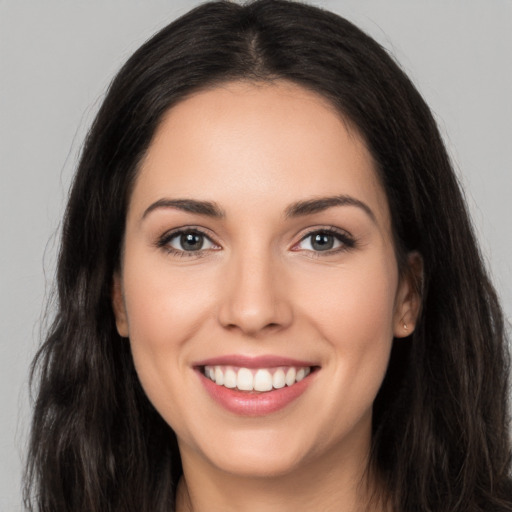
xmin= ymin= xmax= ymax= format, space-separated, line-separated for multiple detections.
xmin=113 ymin=81 xmax=421 ymax=512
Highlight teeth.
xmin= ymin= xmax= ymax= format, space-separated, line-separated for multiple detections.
xmin=237 ymin=368 xmax=253 ymax=391
xmin=204 ymin=365 xmax=312 ymax=392
xmin=285 ymin=367 xmax=296 ymax=386
xmin=223 ymin=368 xmax=237 ymax=388
xmin=214 ymin=367 xmax=224 ymax=386
xmin=254 ymin=369 xmax=273 ymax=392
xmin=272 ymin=369 xmax=286 ymax=389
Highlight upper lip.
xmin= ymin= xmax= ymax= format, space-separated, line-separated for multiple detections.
xmin=193 ymin=354 xmax=318 ymax=369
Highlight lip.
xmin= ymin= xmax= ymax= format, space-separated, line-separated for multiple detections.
xmin=193 ymin=354 xmax=317 ymax=369
xmin=194 ymin=355 xmax=319 ymax=416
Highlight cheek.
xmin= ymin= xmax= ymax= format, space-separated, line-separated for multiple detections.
xmin=123 ymin=248 xmax=217 ymax=343
xmin=293 ymin=252 xmax=398 ymax=402
xmin=298 ymin=252 xmax=398 ymax=339
xmin=121 ymin=252 xmax=218 ymax=424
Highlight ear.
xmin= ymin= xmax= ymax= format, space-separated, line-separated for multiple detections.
xmin=393 ymin=251 xmax=423 ymax=338
xmin=112 ymin=273 xmax=129 ymax=338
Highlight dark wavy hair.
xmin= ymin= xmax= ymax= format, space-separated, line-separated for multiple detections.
xmin=24 ymin=1 xmax=512 ymax=511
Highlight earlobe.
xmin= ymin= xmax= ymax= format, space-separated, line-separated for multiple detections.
xmin=394 ymin=251 xmax=423 ymax=338
xmin=112 ymin=273 xmax=129 ymax=338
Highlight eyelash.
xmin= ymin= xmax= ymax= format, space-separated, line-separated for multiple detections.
xmin=156 ymin=227 xmax=218 ymax=258
xmin=156 ymin=226 xmax=356 ymax=258
xmin=292 ymin=227 xmax=356 ymax=256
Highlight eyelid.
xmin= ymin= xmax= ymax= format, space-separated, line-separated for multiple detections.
xmin=155 ymin=224 xmax=356 ymax=257
xmin=156 ymin=226 xmax=221 ymax=255
xmin=291 ymin=226 xmax=356 ymax=253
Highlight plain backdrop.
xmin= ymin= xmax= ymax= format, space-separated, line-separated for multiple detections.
xmin=1 ymin=1 xmax=511 ymax=510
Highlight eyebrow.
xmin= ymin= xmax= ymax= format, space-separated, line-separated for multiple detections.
xmin=141 ymin=194 xmax=375 ymax=223
xmin=142 ymin=198 xmax=225 ymax=220
xmin=284 ymin=195 xmax=376 ymax=223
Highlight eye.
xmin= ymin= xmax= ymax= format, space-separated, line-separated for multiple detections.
xmin=294 ymin=229 xmax=355 ymax=253
xmin=160 ymin=229 xmax=219 ymax=254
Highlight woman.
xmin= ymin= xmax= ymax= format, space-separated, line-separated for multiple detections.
xmin=24 ymin=1 xmax=512 ymax=511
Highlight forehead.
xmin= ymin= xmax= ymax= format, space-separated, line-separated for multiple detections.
xmin=131 ymin=80 xmax=390 ymax=231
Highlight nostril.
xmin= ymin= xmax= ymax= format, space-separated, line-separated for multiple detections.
xmin=217 ymin=279 xmax=294 ymax=334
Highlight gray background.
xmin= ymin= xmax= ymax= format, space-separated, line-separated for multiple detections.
xmin=1 ymin=1 xmax=511 ymax=510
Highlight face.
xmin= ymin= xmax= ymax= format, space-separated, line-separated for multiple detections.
xmin=113 ymin=81 xmax=420 ymax=480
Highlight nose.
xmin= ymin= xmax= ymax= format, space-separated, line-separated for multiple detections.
xmin=217 ymin=251 xmax=293 ymax=336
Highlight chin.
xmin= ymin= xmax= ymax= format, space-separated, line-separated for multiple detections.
xmin=184 ymin=423 xmax=323 ymax=480
xmin=211 ymin=447 xmax=308 ymax=479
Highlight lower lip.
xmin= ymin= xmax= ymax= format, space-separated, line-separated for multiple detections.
xmin=197 ymin=370 xmax=316 ymax=416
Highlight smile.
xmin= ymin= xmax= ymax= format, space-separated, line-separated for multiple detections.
xmin=203 ymin=365 xmax=312 ymax=392
xmin=194 ymin=356 xmax=319 ymax=416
